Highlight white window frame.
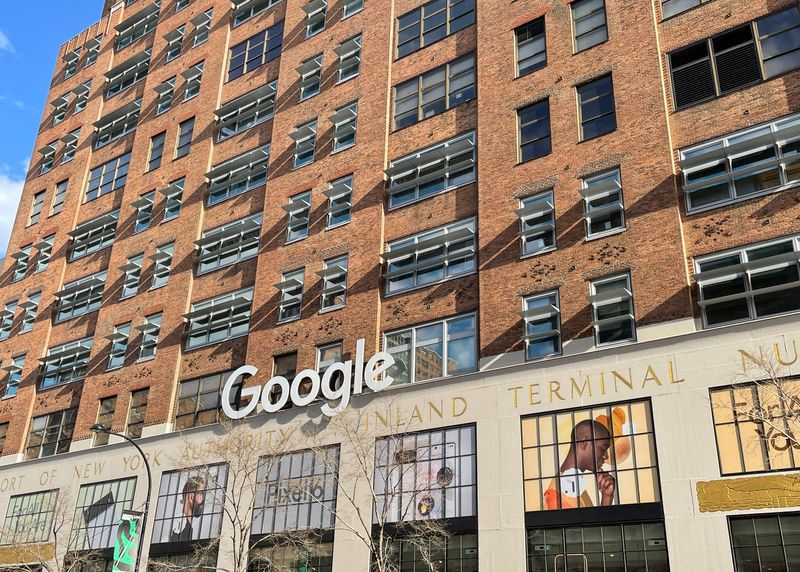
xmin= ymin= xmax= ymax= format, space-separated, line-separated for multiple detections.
xmin=164 ymin=25 xmax=184 ymax=62
xmin=162 ymin=178 xmax=184 ymax=221
xmin=331 ymin=101 xmax=358 ymax=152
xmin=64 ymin=48 xmax=81 ymax=79
xmin=318 ymin=254 xmax=348 ymax=311
xmin=3 ymin=355 xmax=25 ymax=398
xmin=61 ymin=130 xmax=80 ymax=164
xmin=73 ymin=81 xmax=92 ymax=114
xmin=196 ymin=214 xmax=261 ymax=275
xmin=206 ymin=145 xmax=270 ymax=205
xmin=192 ymin=10 xmax=212 ymax=46
xmin=29 ymin=191 xmax=46 ymax=226
xmin=137 ymin=313 xmax=162 ymax=361
xmin=69 ymin=210 xmax=119 ymax=261
xmin=105 ymin=49 xmax=151 ymax=98
xmin=325 ymin=175 xmax=352 ymax=228
xmin=115 ymin=2 xmax=160 ymax=50
xmin=291 ymin=120 xmax=317 ymax=168
xmin=20 ymin=294 xmax=40 ymax=334
xmin=342 ymin=0 xmax=364 ymax=18
xmin=85 ymin=36 xmax=102 ymax=66
xmin=304 ymin=0 xmax=327 ymax=37
xmin=336 ymin=34 xmax=361 ymax=82
xmin=184 ymin=288 xmax=254 ymax=349
xmin=120 ymin=254 xmax=144 ymax=299
xmin=297 ymin=55 xmax=323 ymax=100
xmin=40 ymin=338 xmax=93 ymax=389
xmin=132 ymin=191 xmax=155 ymax=233
xmin=34 ymin=236 xmax=55 ymax=273
xmin=39 ymin=141 xmax=57 ymax=175
xmin=215 ymin=81 xmax=277 ymax=141
xmin=521 ymin=291 xmax=561 ymax=360
xmin=52 ymin=93 xmax=71 ymax=126
xmin=154 ymin=77 xmax=175 ymax=115
xmin=232 ymin=0 xmax=282 ymax=27
xmin=54 ymin=271 xmax=107 ymax=323
xmin=11 ymin=246 xmax=32 ymax=282
xmin=94 ymin=100 xmax=141 ymax=149
xmin=182 ymin=61 xmax=204 ymax=101
xmin=0 ymin=301 xmax=17 ymax=340
xmin=106 ymin=323 xmax=131 ymax=370
xmin=284 ymin=191 xmax=312 ymax=243
xmin=571 ymin=0 xmax=608 ymax=53
xmin=150 ymin=242 xmax=174 ymax=289
xmin=589 ymin=273 xmax=636 ymax=346
xmin=518 ymin=190 xmax=556 ymax=257
xmin=276 ymin=269 xmax=304 ymax=323
xmin=582 ymin=168 xmax=625 ymax=239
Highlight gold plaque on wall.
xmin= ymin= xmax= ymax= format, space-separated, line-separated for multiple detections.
xmin=697 ymin=474 xmax=800 ymax=512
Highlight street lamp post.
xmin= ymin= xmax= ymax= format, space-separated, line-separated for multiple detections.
xmin=90 ymin=424 xmax=152 ymax=572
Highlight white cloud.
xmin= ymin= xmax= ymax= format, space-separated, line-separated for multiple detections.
xmin=0 ymin=173 xmax=24 ymax=258
xmin=0 ymin=30 xmax=15 ymax=54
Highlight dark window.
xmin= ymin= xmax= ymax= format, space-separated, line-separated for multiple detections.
xmin=148 ymin=132 xmax=165 ymax=171
xmin=248 ymin=544 xmax=333 ymax=572
xmin=25 ymin=409 xmax=77 ymax=460
xmin=391 ymin=533 xmax=478 ymax=571
xmin=126 ymin=388 xmax=149 ymax=439
xmin=757 ymin=6 xmax=800 ymax=79
xmin=86 ymin=153 xmax=130 ymax=202
xmin=518 ymin=100 xmax=551 ymax=162
xmin=571 ymin=0 xmax=608 ymax=52
xmin=516 ymin=18 xmax=547 ymax=77
xmin=730 ymin=514 xmax=800 ymax=572
xmin=175 ymin=118 xmax=194 ymax=159
xmin=0 ymin=422 xmax=8 ymax=455
xmin=175 ymin=372 xmax=241 ymax=430
xmin=93 ymin=396 xmax=117 ymax=446
xmin=274 ymin=353 xmax=297 ymax=378
xmin=578 ymin=75 xmax=616 ymax=140
xmin=227 ymin=21 xmax=284 ymax=82
xmin=396 ymin=0 xmax=475 ymax=58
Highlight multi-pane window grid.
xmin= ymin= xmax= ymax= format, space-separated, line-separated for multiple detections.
xmin=11 ymin=246 xmax=31 ymax=282
xmin=151 ymin=243 xmax=174 ymax=289
xmin=277 ymin=270 xmax=304 ymax=323
xmin=590 ymin=274 xmax=636 ymax=345
xmin=578 ymin=75 xmax=616 ymax=141
xmin=74 ymin=81 xmax=92 ymax=113
xmin=695 ymin=236 xmax=800 ymax=328
xmin=121 ymin=254 xmax=144 ymax=299
xmin=165 ymin=26 xmax=184 ymax=62
xmin=93 ymin=396 xmax=117 ymax=445
xmin=730 ymin=513 xmax=800 ymax=571
xmin=134 ymin=191 xmax=155 ymax=233
xmin=384 ymin=219 xmax=476 ymax=295
xmin=387 ymin=132 xmax=475 ymax=208
xmin=319 ymin=255 xmax=348 ymax=310
xmin=669 ymin=7 xmax=800 ymax=110
xmin=116 ymin=4 xmax=159 ymax=50
xmin=62 ymin=130 xmax=80 ymax=163
xmin=522 ymin=291 xmax=561 ymax=360
xmin=197 ymin=214 xmax=261 ymax=275
xmin=3 ymin=356 xmax=25 ymax=398
xmin=69 ymin=478 xmax=136 ymax=551
xmin=127 ymin=388 xmax=149 ymax=438
xmin=516 ymin=18 xmax=546 ymax=77
xmin=182 ymin=62 xmax=204 ymax=100
xmin=207 ymin=145 xmax=270 ymax=205
xmin=175 ymin=372 xmax=240 ymax=429
xmin=373 ymin=425 xmax=477 ymax=523
xmin=331 ymin=101 xmax=357 ymax=152
xmin=41 ymin=339 xmax=93 ymax=389
xmin=396 ymin=0 xmax=476 ymax=59
xmin=233 ymin=0 xmax=281 ymax=27
xmin=64 ymin=50 xmax=80 ymax=79
xmin=1 ymin=490 xmax=58 ymax=543
xmin=679 ymin=112 xmax=800 ymax=213
xmin=29 ymin=192 xmax=45 ymax=226
xmin=298 ymin=55 xmax=323 ymax=100
xmin=228 ymin=21 xmax=284 ymax=82
xmin=52 ymin=180 xmax=68 ymax=215
xmin=105 ymin=49 xmax=151 ymax=98
xmin=518 ymin=190 xmax=556 ymax=257
xmin=26 ymin=409 xmax=77 ymax=460
xmin=292 ymin=121 xmax=317 ymax=168
xmin=56 ymin=271 xmax=106 ymax=322
xmin=107 ymin=323 xmax=131 ymax=370
xmin=20 ymin=295 xmax=40 ymax=333
xmin=0 ymin=301 xmax=16 ymax=340
xmin=342 ymin=0 xmax=363 ymax=17
xmin=69 ymin=211 xmax=119 ymax=260
xmin=39 ymin=142 xmax=57 ymax=175
xmin=384 ymin=314 xmax=477 ymax=385
xmin=85 ymin=36 xmax=102 ymax=66
xmin=163 ymin=178 xmax=184 ymax=221
xmin=94 ymin=99 xmax=141 ymax=149
xmin=249 ymin=544 xmax=333 ymax=572
xmin=139 ymin=313 xmax=162 ymax=360
xmin=326 ymin=175 xmax=352 ymax=228
xmin=148 ymin=132 xmax=166 ymax=171
xmin=394 ymin=53 xmax=475 ymax=130
xmin=519 ymin=100 xmax=551 ymax=162
xmin=86 ymin=153 xmax=130 ymax=202
xmin=571 ymin=0 xmax=608 ymax=53
xmin=192 ymin=10 xmax=212 ymax=46
xmin=582 ymin=169 xmax=625 ymax=238
xmin=304 ymin=0 xmax=327 ymax=37
xmin=185 ymin=289 xmax=254 ymax=349
xmin=336 ymin=34 xmax=361 ymax=82
xmin=155 ymin=78 xmax=175 ymax=115
xmin=216 ymin=81 xmax=277 ymax=141
xmin=52 ymin=93 xmax=70 ymax=126
xmin=175 ymin=118 xmax=194 ymax=158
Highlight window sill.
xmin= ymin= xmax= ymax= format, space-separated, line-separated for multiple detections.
xmin=106 ymin=365 xmax=123 ymax=372
xmin=585 ymin=226 xmax=626 ymax=242
xmin=276 ymin=316 xmax=301 ymax=326
xmin=136 ymin=355 xmax=156 ymax=364
xmin=520 ymin=246 xmax=557 ymax=260
xmin=1 ymin=394 xmax=17 ymax=401
xmin=285 ymin=235 xmax=308 ymax=246
xmin=336 ymin=74 xmax=359 ymax=86
xmin=291 ymin=160 xmax=315 ymax=171
xmin=594 ymin=335 xmax=637 ymax=349
xmin=149 ymin=283 xmax=169 ymax=292
xmin=341 ymin=7 xmax=364 ymax=19
xmin=384 ymin=269 xmax=477 ymax=299
xmin=331 ymin=142 xmax=355 ymax=155
xmin=325 ymin=220 xmax=351 ymax=232
xmin=572 ymin=38 xmax=609 ymax=56
xmin=319 ymin=304 xmax=345 ymax=315
xmin=578 ymin=127 xmax=618 ymax=145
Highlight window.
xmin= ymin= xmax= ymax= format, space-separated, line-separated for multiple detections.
xmin=571 ymin=0 xmax=608 ymax=52
xmin=196 ymin=214 xmax=261 ymax=275
xmin=393 ymin=54 xmax=475 ymax=130
xmin=151 ymin=465 xmax=228 ymax=543
xmin=320 ymin=254 xmax=348 ymax=310
xmin=107 ymin=323 xmax=131 ymax=370
xmin=20 ymin=294 xmax=40 ymax=333
xmin=384 ymin=314 xmax=476 ymax=384
xmin=29 ymin=192 xmax=45 ymax=226
xmin=85 ymin=35 xmax=102 ymax=66
xmin=374 ymin=424 xmax=477 ymax=521
xmin=276 ymin=269 xmax=304 ymax=323
xmin=121 ymin=253 xmax=144 ymax=299
xmin=233 ymin=0 xmax=281 ymax=27
xmin=304 ymin=0 xmax=327 ymax=36
xmin=215 ymin=81 xmax=277 ymax=141
xmin=163 ymin=178 xmax=184 ymax=221
xmin=52 ymin=93 xmax=70 ymax=125
xmin=391 ymin=534 xmax=477 ymax=572
xmin=148 ymin=132 xmax=166 ymax=171
xmin=93 ymin=396 xmax=117 ymax=445
xmin=133 ymin=191 xmax=155 ymax=233
xmin=39 ymin=141 xmax=57 ymax=175
xmin=249 ymin=545 xmax=333 ymax=572
xmin=661 ymin=0 xmax=710 ymax=19
xmin=252 ymin=446 xmax=340 ymax=534
xmin=126 ymin=388 xmax=149 ymax=438
xmin=182 ymin=61 xmax=204 ymax=100
xmin=331 ymin=101 xmax=358 ymax=151
xmin=206 ymin=144 xmax=270 ymax=205
xmin=396 ymin=0 xmax=475 ymax=58
xmin=138 ymin=312 xmax=162 ymax=360
xmin=298 ymin=54 xmax=323 ymax=100
xmin=176 ymin=0 xmax=190 ymax=11
xmin=115 ymin=3 xmax=160 ymax=50
xmin=94 ymin=99 xmax=141 ymax=149
xmin=518 ymin=100 xmax=551 ymax=162
xmin=165 ymin=25 xmax=184 ymax=62
xmin=274 ymin=352 xmax=297 ymax=379
xmin=336 ymin=34 xmax=361 ymax=82
xmin=0 ymin=422 xmax=7 ymax=453
xmin=64 ymin=49 xmax=81 ymax=78
xmin=151 ymin=242 xmax=174 ymax=289
xmin=11 ymin=246 xmax=31 ymax=282
xmin=73 ymin=81 xmax=92 ymax=113
xmin=342 ymin=0 xmax=363 ymax=18
xmin=2 ymin=355 xmax=25 ymax=398
xmin=1 ymin=490 xmax=58 ymax=543
xmin=521 ymin=291 xmax=561 ymax=360
xmin=105 ymin=49 xmax=151 ymax=98
xmin=383 ymin=219 xmax=476 ymax=295
xmin=522 ymin=399 xmax=660 ymax=512
xmin=155 ymin=77 xmax=176 ymax=115
xmin=730 ymin=514 xmax=800 ymax=571
xmin=578 ymin=75 xmax=616 ymax=140
xmin=0 ymin=301 xmax=15 ymax=341
xmin=317 ymin=342 xmax=342 ymax=375
xmin=175 ymin=372 xmax=241 ymax=429
xmin=69 ymin=210 xmax=119 ymax=260
xmin=526 ymin=523 xmax=668 ymax=572
xmin=34 ymin=236 xmax=54 ymax=273
xmin=25 ymin=409 xmax=77 ymax=459
xmin=291 ymin=120 xmax=317 ymax=168
xmin=51 ymin=180 xmax=68 ymax=215
xmin=185 ymin=288 xmax=254 ymax=349
xmin=669 ymin=7 xmax=800 ymax=110
xmin=70 ymin=478 xmax=136 ymax=553
xmin=518 ymin=190 xmax=555 ymax=257
xmin=175 ymin=117 xmax=195 ymax=158
xmin=386 ymin=132 xmax=475 ymax=208
xmin=590 ymin=273 xmax=636 ymax=345
xmin=679 ymin=112 xmax=800 ymax=212
xmin=516 ymin=18 xmax=546 ymax=77
xmin=86 ymin=153 xmax=130 ymax=202
xmin=694 ymin=236 xmax=800 ymax=327
xmin=582 ymin=168 xmax=625 ymax=238
xmin=61 ymin=130 xmax=80 ymax=163
xmin=326 ymin=175 xmax=352 ymax=228
xmin=192 ymin=9 xmax=212 ymax=46
xmin=55 ymin=271 xmax=106 ymax=322
xmin=227 ymin=21 xmax=284 ymax=81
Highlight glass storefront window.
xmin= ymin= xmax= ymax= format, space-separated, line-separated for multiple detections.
xmin=69 ymin=478 xmax=136 ymax=551
xmin=730 ymin=513 xmax=800 ymax=571
xmin=390 ymin=532 xmax=478 ymax=572
xmin=0 ymin=490 xmax=58 ymax=544
xmin=248 ymin=543 xmax=333 ymax=572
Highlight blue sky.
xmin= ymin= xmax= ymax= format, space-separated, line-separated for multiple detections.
xmin=0 ymin=1 xmax=104 ymax=256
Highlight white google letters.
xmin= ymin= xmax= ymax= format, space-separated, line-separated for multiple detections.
xmin=221 ymin=339 xmax=395 ymax=418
